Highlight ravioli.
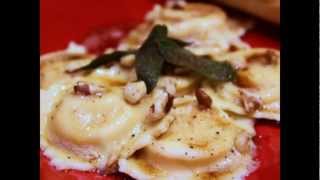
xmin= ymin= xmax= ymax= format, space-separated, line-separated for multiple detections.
xmin=118 ymin=98 xmax=256 ymax=179
xmin=40 ymin=51 xmax=136 ymax=89
xmin=40 ymin=80 xmax=174 ymax=172
xmin=40 ymin=51 xmax=94 ymax=89
xmin=203 ymin=48 xmax=280 ymax=120
xmin=40 ymin=1 xmax=279 ymax=179
xmin=118 ymin=2 xmax=252 ymax=55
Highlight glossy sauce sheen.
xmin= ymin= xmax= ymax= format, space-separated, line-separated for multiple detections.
xmin=40 ymin=0 xmax=280 ymax=180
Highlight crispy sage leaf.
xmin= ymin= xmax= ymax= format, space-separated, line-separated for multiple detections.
xmin=135 ymin=25 xmax=168 ymax=93
xmin=157 ymin=38 xmax=236 ymax=82
xmin=68 ymin=24 xmax=235 ymax=94
xmin=68 ymin=50 xmax=136 ymax=73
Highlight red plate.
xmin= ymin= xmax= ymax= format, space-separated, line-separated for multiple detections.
xmin=40 ymin=0 xmax=280 ymax=179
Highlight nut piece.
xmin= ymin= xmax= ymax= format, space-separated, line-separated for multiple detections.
xmin=120 ymin=54 xmax=135 ymax=68
xmin=247 ymin=50 xmax=279 ymax=65
xmin=158 ymin=77 xmax=176 ymax=95
xmin=195 ymin=88 xmax=212 ymax=110
xmin=234 ymin=132 xmax=251 ymax=154
xmin=104 ymin=162 xmax=119 ymax=175
xmin=123 ymin=81 xmax=147 ymax=104
xmin=165 ymin=94 xmax=174 ymax=113
xmin=147 ymin=104 xmax=166 ymax=122
xmin=235 ymin=69 xmax=257 ymax=88
xmin=239 ymin=89 xmax=262 ymax=113
xmin=127 ymin=68 xmax=138 ymax=82
xmin=74 ymin=81 xmax=105 ymax=96
xmin=147 ymin=89 xmax=170 ymax=122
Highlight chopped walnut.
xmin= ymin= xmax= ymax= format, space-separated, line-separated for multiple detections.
xmin=123 ymin=81 xmax=147 ymax=104
xmin=247 ymin=50 xmax=279 ymax=65
xmin=127 ymin=68 xmax=138 ymax=82
xmin=239 ymin=89 xmax=262 ymax=113
xmin=235 ymin=69 xmax=257 ymax=88
xmin=158 ymin=77 xmax=177 ymax=95
xmin=147 ymin=104 xmax=166 ymax=122
xmin=195 ymin=88 xmax=212 ymax=110
xmin=104 ymin=162 xmax=119 ymax=175
xmin=165 ymin=94 xmax=174 ymax=113
xmin=147 ymin=89 xmax=172 ymax=122
xmin=74 ymin=81 xmax=105 ymax=96
xmin=120 ymin=54 xmax=135 ymax=68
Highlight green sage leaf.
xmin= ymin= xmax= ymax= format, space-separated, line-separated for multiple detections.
xmin=135 ymin=25 xmax=168 ymax=93
xmin=69 ymin=50 xmax=136 ymax=73
xmin=157 ymin=38 xmax=236 ymax=82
